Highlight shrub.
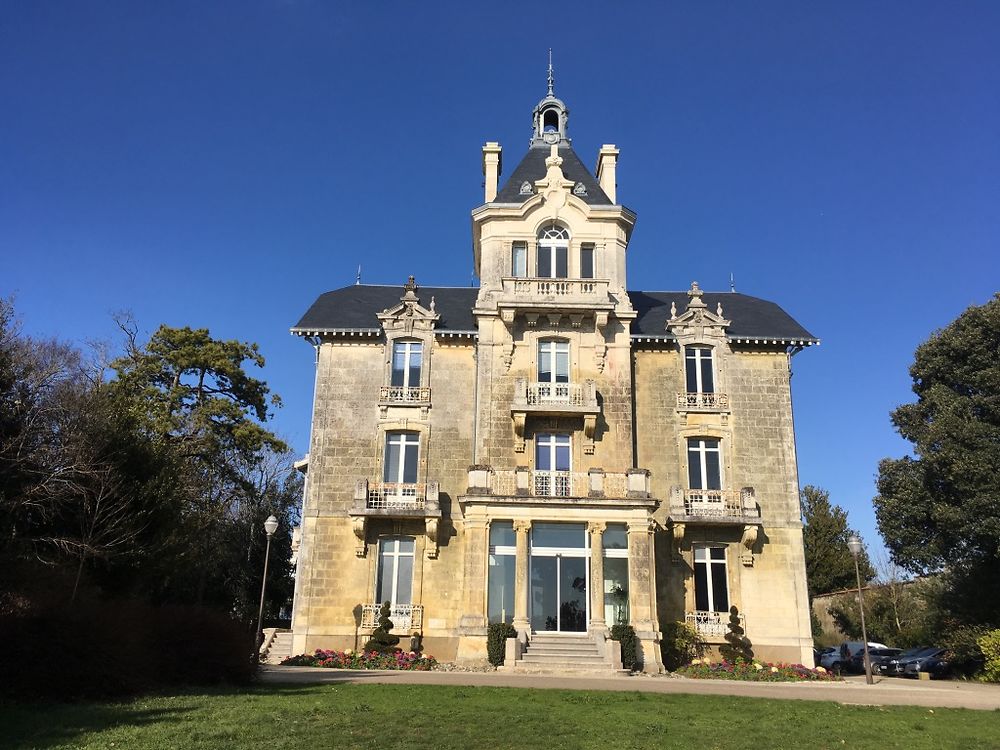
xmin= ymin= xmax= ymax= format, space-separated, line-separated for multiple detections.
xmin=978 ymin=630 xmax=1000 ymax=683
xmin=610 ymin=623 xmax=637 ymax=670
xmin=676 ymin=658 xmax=838 ymax=682
xmin=487 ymin=622 xmax=518 ymax=666
xmin=661 ymin=621 xmax=706 ymax=671
xmin=363 ymin=602 xmax=401 ymax=654
xmin=941 ymin=623 xmax=988 ymax=678
xmin=282 ymin=649 xmax=437 ymax=671
xmin=718 ymin=606 xmax=754 ymax=663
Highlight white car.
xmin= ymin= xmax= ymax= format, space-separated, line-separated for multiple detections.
xmin=820 ymin=641 xmax=889 ymax=674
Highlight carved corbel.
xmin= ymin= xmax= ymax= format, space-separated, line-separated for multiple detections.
xmin=740 ymin=524 xmax=759 ymax=566
xmin=569 ymin=314 xmax=584 ymax=328
xmin=524 ymin=313 xmax=539 ymax=328
xmin=583 ymin=414 xmax=597 ymax=454
xmin=593 ymin=312 xmax=609 ymax=373
xmin=352 ymin=516 xmax=368 ymax=558
xmin=546 ymin=313 xmax=561 ymax=327
xmin=671 ymin=522 xmax=686 ymax=562
xmin=425 ymin=518 xmax=440 ymax=559
xmin=512 ymin=411 xmax=526 ymax=453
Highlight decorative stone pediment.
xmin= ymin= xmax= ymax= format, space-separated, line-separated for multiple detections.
xmin=377 ymin=276 xmax=440 ymax=336
xmin=666 ymin=281 xmax=731 ymax=345
xmin=533 ymin=144 xmax=577 ymax=216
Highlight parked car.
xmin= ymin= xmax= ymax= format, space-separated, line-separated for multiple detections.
xmin=814 ymin=646 xmax=835 ymax=667
xmin=902 ymin=648 xmax=950 ymax=679
xmin=884 ymin=646 xmax=939 ymax=676
xmin=820 ymin=641 xmax=889 ymax=675
xmin=847 ymin=647 xmax=901 ymax=675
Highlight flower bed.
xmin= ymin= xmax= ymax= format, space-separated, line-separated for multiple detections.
xmin=281 ymin=649 xmax=437 ymax=671
xmin=674 ymin=658 xmax=838 ymax=682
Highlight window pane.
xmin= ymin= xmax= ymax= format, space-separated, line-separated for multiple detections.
xmin=555 ymin=246 xmax=568 ymax=278
xmin=408 ymin=345 xmax=422 ymax=388
xmin=490 ymin=521 xmax=515 ymax=547
xmin=685 ymin=352 xmax=699 ymax=393
xmin=700 ymin=355 xmax=714 ymax=393
xmin=391 ymin=345 xmax=407 ymax=387
xmin=711 ymin=562 xmax=729 ymax=612
xmin=580 ymin=245 xmax=594 ymax=279
xmin=705 ymin=450 xmax=721 ymax=490
xmin=512 ymin=243 xmax=527 ymax=277
xmin=538 ymin=346 xmax=552 ymax=382
xmin=398 ymin=538 xmax=415 ymax=554
xmin=603 ymin=557 xmax=629 ymax=626
xmin=688 ymin=445 xmax=703 ymax=489
xmin=384 ymin=440 xmax=401 ymax=483
xmin=376 ymin=549 xmax=394 ymax=603
xmin=488 ymin=551 xmax=515 ymax=624
xmin=395 ymin=555 xmax=413 ymax=604
xmin=694 ymin=561 xmax=709 ymax=611
xmin=532 ymin=522 xmax=586 ymax=548
xmin=555 ymin=442 xmax=570 ymax=471
xmin=402 ymin=440 xmax=418 ymax=483
xmin=535 ymin=438 xmax=551 ymax=471
xmin=603 ymin=524 xmax=628 ymax=550
xmin=537 ymin=245 xmax=552 ymax=277
xmin=555 ymin=347 xmax=569 ymax=383
xmin=710 ymin=547 xmax=726 ymax=561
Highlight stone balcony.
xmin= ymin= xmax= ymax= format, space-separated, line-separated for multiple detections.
xmin=511 ymin=378 xmax=600 ymax=453
xmin=348 ymin=479 xmax=442 ymax=558
xmin=675 ymin=391 xmax=730 ymax=412
xmin=378 ymin=385 xmax=431 ymax=417
xmin=360 ymin=603 xmax=424 ymax=633
xmin=465 ymin=466 xmax=652 ymax=500
xmin=501 ymin=276 xmax=610 ymax=301
xmin=668 ymin=487 xmax=760 ymax=525
xmin=685 ymin=610 xmax=745 ymax=640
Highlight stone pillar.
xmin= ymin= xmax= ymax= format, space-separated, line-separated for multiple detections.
xmin=627 ymin=519 xmax=664 ymax=673
xmin=588 ymin=522 xmax=606 ymax=633
xmin=512 ymin=520 xmax=531 ymax=642
xmin=456 ymin=519 xmax=490 ymax=662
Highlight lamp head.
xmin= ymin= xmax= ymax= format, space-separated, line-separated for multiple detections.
xmin=847 ymin=535 xmax=862 ymax=557
xmin=264 ymin=515 xmax=279 ymax=536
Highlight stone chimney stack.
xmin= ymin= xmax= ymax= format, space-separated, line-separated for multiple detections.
xmin=596 ymin=144 xmax=619 ymax=204
xmin=482 ymin=142 xmax=502 ymax=202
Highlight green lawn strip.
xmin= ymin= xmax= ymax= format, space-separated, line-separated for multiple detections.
xmin=2 ymin=684 xmax=998 ymax=750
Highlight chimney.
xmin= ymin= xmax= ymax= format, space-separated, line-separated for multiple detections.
xmin=596 ymin=144 xmax=619 ymax=204
xmin=482 ymin=142 xmax=502 ymax=202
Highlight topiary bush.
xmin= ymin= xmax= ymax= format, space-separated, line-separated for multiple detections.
xmin=719 ymin=606 xmax=754 ymax=663
xmin=487 ymin=622 xmax=518 ymax=666
xmin=661 ymin=621 xmax=706 ymax=671
xmin=610 ymin=623 xmax=637 ymax=670
xmin=976 ymin=629 xmax=1000 ymax=682
xmin=363 ymin=602 xmax=401 ymax=654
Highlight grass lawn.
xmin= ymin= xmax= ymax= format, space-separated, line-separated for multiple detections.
xmin=3 ymin=683 xmax=999 ymax=750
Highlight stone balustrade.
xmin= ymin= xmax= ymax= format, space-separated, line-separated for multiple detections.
xmin=501 ymin=277 xmax=609 ymax=299
xmin=685 ymin=610 xmax=745 ymax=638
xmin=466 ymin=466 xmax=651 ymax=499
xmin=669 ymin=486 xmax=759 ymax=522
xmin=379 ymin=385 xmax=431 ymax=404
xmin=675 ymin=391 xmax=730 ymax=411
xmin=360 ymin=603 xmax=424 ymax=632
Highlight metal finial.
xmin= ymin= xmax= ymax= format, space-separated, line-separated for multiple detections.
xmin=730 ymin=272 xmax=736 ymax=293
xmin=356 ymin=265 xmax=361 ymax=285
xmin=547 ymin=49 xmax=554 ymax=96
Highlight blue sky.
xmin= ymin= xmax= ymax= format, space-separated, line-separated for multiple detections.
xmin=3 ymin=1 xmax=998 ymax=559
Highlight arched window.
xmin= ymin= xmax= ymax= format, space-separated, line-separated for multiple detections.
xmin=537 ymin=226 xmax=569 ymax=278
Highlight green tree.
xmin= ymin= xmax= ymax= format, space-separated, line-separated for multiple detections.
xmin=800 ymin=485 xmax=874 ymax=598
xmin=874 ymin=294 xmax=1000 ymax=625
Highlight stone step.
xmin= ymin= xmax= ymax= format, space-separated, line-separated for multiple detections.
xmin=501 ymin=663 xmax=630 ymax=676
xmin=525 ymin=642 xmax=600 ymax=652
xmin=520 ymin=655 xmax=608 ymax=665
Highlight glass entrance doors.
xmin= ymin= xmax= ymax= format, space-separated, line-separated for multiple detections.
xmin=529 ymin=523 xmax=588 ymax=633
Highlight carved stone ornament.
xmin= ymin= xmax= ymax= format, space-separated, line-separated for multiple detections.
xmin=740 ymin=524 xmax=759 ymax=567
xmin=533 ymin=144 xmax=575 ymax=218
xmin=352 ymin=516 xmax=367 ymax=558
xmin=425 ymin=518 xmax=440 ymax=559
xmin=573 ymin=182 xmax=588 ymax=196
xmin=671 ymin=522 xmax=686 ymax=561
xmin=520 ymin=180 xmax=533 ymax=195
xmin=665 ymin=281 xmax=732 ymax=344
xmin=376 ymin=276 xmax=441 ymax=336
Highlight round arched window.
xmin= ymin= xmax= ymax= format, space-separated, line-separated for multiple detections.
xmin=537 ymin=226 xmax=569 ymax=278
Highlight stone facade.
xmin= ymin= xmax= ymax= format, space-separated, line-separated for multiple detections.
xmin=289 ymin=83 xmax=817 ymax=670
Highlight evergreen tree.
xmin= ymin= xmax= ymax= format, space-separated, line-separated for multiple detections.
xmin=801 ymin=485 xmax=874 ymax=598
xmin=718 ymin=606 xmax=754 ymax=662
xmin=364 ymin=601 xmax=400 ymax=654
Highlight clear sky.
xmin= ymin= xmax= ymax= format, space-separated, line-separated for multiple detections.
xmin=3 ymin=1 xmax=998 ymax=559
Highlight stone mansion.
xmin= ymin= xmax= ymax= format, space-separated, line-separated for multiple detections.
xmin=288 ymin=80 xmax=818 ymax=671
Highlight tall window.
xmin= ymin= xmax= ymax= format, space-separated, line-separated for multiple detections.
xmin=535 ymin=433 xmax=571 ymax=496
xmin=511 ymin=242 xmax=527 ymax=278
xmin=580 ymin=243 xmax=595 ymax=279
xmin=685 ymin=346 xmax=715 ymax=394
xmin=391 ymin=341 xmax=422 ymax=388
xmin=488 ymin=522 xmax=515 ymax=624
xmin=376 ymin=537 xmax=414 ymax=605
xmin=693 ymin=546 xmax=729 ymax=612
xmin=537 ymin=226 xmax=569 ymax=278
xmin=537 ymin=340 xmax=570 ymax=384
xmin=603 ymin=524 xmax=629 ymax=626
xmin=687 ymin=438 xmax=722 ymax=490
xmin=384 ymin=431 xmax=419 ymax=484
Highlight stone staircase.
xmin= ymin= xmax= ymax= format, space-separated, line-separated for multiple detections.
xmin=505 ymin=632 xmax=626 ymax=675
xmin=262 ymin=630 xmax=294 ymax=664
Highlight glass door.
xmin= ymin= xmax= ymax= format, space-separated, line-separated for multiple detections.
xmin=529 ymin=523 xmax=588 ymax=633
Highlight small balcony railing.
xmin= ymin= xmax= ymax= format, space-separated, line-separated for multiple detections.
xmin=501 ymin=277 xmax=609 ymax=299
xmin=360 ymin=603 xmax=424 ymax=632
xmin=512 ymin=378 xmax=598 ymax=414
xmin=469 ymin=467 xmax=648 ymax=499
xmin=686 ymin=610 xmax=745 ymax=638
xmin=527 ymin=382 xmax=584 ymax=405
xmin=676 ymin=392 xmax=730 ymax=411
xmin=533 ymin=470 xmax=572 ymax=497
xmin=366 ymin=483 xmax=426 ymax=509
xmin=380 ymin=385 xmax=431 ymax=404
xmin=670 ymin=487 xmax=759 ymax=522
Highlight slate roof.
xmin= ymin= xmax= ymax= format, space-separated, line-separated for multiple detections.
xmin=292 ymin=285 xmax=818 ymax=343
xmin=494 ymin=143 xmax=613 ymax=206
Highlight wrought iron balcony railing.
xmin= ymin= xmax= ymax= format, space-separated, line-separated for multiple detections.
xmin=676 ymin=392 xmax=730 ymax=411
xmin=366 ymin=482 xmax=426 ymax=510
xmin=685 ymin=610 xmax=745 ymax=638
xmin=360 ymin=603 xmax=424 ymax=632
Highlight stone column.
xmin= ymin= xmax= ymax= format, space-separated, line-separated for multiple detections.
xmin=456 ymin=518 xmax=490 ymax=663
xmin=627 ymin=519 xmax=664 ymax=673
xmin=588 ymin=522 xmax=606 ymax=633
xmin=512 ymin=520 xmax=531 ymax=642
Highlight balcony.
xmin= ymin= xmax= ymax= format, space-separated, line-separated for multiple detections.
xmin=367 ymin=482 xmax=428 ymax=510
xmin=501 ymin=276 xmax=609 ymax=300
xmin=676 ymin=392 xmax=730 ymax=412
xmin=348 ymin=479 xmax=442 ymax=559
xmin=379 ymin=385 xmax=431 ymax=417
xmin=466 ymin=466 xmax=651 ymax=500
xmin=511 ymin=378 xmax=599 ymax=453
xmin=685 ymin=610 xmax=745 ymax=639
xmin=669 ymin=487 xmax=760 ymax=524
xmin=360 ymin=603 xmax=424 ymax=632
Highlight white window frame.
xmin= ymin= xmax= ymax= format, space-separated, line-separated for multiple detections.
xmin=685 ymin=346 xmax=715 ymax=394
xmin=537 ymin=226 xmax=569 ymax=279
xmin=693 ymin=545 xmax=729 ymax=613
xmin=375 ymin=536 xmax=415 ymax=606
xmin=511 ymin=242 xmax=527 ymax=278
xmin=537 ymin=339 xmax=570 ymax=384
xmin=687 ymin=438 xmax=722 ymax=490
xmin=384 ymin=431 xmax=420 ymax=484
xmin=391 ymin=341 xmax=423 ymax=388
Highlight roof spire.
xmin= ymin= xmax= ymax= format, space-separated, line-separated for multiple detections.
xmin=547 ymin=48 xmax=554 ymax=97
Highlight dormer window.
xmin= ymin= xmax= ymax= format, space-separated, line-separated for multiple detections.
xmin=537 ymin=226 xmax=569 ymax=279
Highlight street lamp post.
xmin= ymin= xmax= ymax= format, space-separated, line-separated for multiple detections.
xmin=254 ymin=514 xmax=280 ymax=662
xmin=847 ymin=534 xmax=874 ymax=684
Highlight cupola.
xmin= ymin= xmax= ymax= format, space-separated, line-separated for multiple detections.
xmin=531 ymin=52 xmax=569 ymax=146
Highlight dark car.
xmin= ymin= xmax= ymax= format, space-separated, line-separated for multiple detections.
xmin=847 ymin=647 xmax=902 ymax=675
xmin=885 ymin=646 xmax=939 ymax=677
xmin=903 ymin=648 xmax=950 ymax=679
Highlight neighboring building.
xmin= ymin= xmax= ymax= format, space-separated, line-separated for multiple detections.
xmin=289 ymin=77 xmax=818 ymax=671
